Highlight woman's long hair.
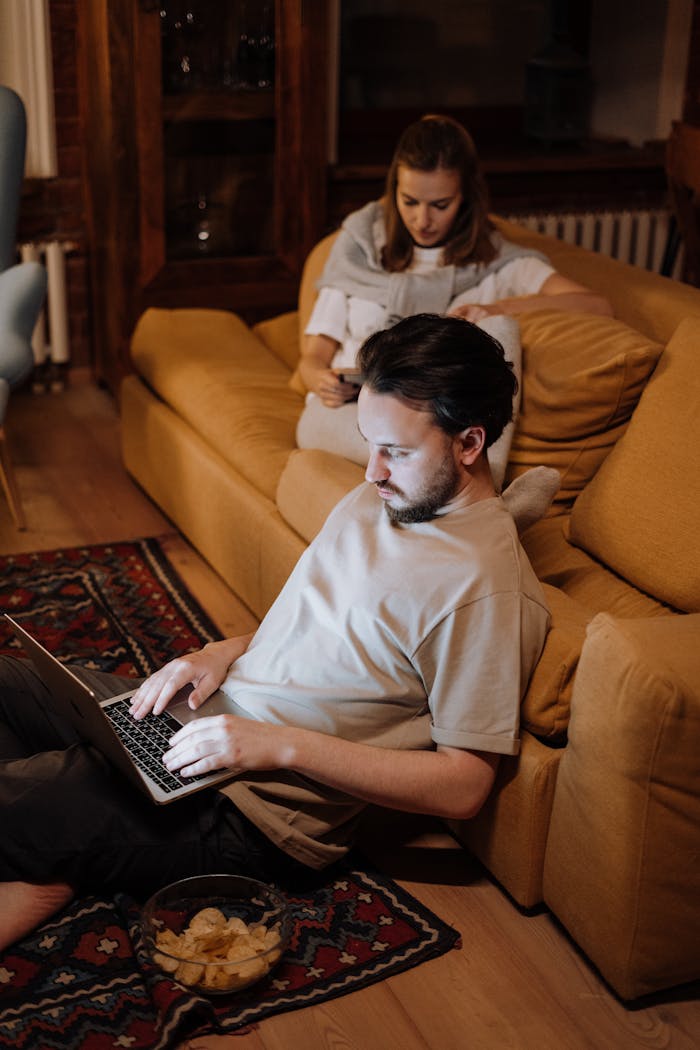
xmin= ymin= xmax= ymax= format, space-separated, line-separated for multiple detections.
xmin=382 ymin=114 xmax=495 ymax=273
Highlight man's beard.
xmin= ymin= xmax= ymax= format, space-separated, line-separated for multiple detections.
xmin=380 ymin=456 xmax=461 ymax=524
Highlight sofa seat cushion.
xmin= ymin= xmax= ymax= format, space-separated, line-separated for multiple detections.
xmin=570 ymin=318 xmax=700 ymax=612
xmin=522 ymin=516 xmax=670 ymax=619
xmin=506 ymin=310 xmax=663 ymax=514
xmin=130 ymin=307 xmax=304 ymax=501
xmin=276 ymin=448 xmax=365 ymax=542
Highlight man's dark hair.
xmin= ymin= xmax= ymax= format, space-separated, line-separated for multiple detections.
xmin=358 ymin=313 xmax=517 ymax=449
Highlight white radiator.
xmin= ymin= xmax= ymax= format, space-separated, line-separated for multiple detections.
xmin=505 ymin=209 xmax=683 ymax=278
xmin=19 ymin=240 xmax=73 ymax=380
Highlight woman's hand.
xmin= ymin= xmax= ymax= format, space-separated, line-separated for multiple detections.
xmin=449 ymin=302 xmax=500 ymax=322
xmin=316 ymin=369 xmax=361 ymax=407
xmin=162 ymin=714 xmax=291 ymax=778
xmin=129 ymin=635 xmax=254 ymax=719
xmin=298 ymin=333 xmax=360 ymax=407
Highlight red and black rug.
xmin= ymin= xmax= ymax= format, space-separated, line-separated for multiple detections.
xmin=0 ymin=864 xmax=460 ymax=1050
xmin=0 ymin=538 xmax=221 ymax=675
xmin=0 ymin=538 xmax=461 ymax=1049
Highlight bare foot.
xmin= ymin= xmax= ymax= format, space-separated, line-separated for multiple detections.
xmin=0 ymin=881 xmax=74 ymax=951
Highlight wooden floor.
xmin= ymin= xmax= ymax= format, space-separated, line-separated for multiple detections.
xmin=1 ymin=374 xmax=699 ymax=1050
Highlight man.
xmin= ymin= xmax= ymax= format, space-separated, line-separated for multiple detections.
xmin=0 ymin=314 xmax=550 ymax=950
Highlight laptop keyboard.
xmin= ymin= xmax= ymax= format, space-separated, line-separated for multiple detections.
xmin=104 ymin=698 xmax=210 ymax=794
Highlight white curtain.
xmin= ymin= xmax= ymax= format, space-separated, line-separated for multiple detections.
xmin=0 ymin=0 xmax=57 ymax=178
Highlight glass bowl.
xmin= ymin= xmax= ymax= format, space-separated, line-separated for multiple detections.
xmin=141 ymin=874 xmax=292 ymax=995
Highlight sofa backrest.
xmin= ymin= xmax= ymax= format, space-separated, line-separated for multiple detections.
xmin=297 ymin=218 xmax=700 ymax=351
xmin=298 ymin=231 xmax=338 ymax=342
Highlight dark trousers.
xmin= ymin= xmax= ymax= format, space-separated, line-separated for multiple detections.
xmin=0 ymin=656 xmax=307 ymax=898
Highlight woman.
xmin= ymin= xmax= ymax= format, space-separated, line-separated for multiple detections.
xmin=296 ymin=114 xmax=611 ymax=479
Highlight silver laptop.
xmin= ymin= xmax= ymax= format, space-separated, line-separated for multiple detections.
xmin=5 ymin=614 xmax=238 ymax=805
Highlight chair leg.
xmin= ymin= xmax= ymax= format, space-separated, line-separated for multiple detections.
xmin=0 ymin=425 xmax=26 ymax=530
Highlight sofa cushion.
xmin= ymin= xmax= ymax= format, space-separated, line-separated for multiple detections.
xmin=520 ymin=584 xmax=590 ymax=740
xmin=569 ymin=318 xmax=700 ymax=612
xmin=506 ymin=310 xmax=663 ymax=514
xmin=130 ymin=307 xmax=303 ymax=501
xmin=276 ymin=448 xmax=365 ymax=542
xmin=522 ymin=516 xmax=670 ymax=619
xmin=253 ymin=310 xmax=299 ymax=372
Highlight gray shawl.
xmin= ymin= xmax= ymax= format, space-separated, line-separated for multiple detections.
xmin=317 ymin=200 xmax=549 ymax=324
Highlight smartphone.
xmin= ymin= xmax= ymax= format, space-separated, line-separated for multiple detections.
xmin=334 ymin=368 xmax=365 ymax=386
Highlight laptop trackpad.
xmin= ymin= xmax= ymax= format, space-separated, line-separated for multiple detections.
xmin=168 ymin=686 xmax=234 ymax=726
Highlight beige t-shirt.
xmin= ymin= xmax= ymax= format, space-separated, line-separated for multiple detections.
xmin=219 ymin=484 xmax=550 ymax=868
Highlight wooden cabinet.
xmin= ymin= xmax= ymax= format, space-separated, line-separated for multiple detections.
xmin=78 ymin=0 xmax=329 ymax=394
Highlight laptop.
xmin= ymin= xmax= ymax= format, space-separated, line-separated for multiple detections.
xmin=5 ymin=614 xmax=239 ymax=805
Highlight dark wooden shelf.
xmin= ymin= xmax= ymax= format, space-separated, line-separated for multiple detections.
xmin=162 ymin=88 xmax=275 ymax=123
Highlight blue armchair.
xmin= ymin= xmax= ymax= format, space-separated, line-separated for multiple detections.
xmin=0 ymin=85 xmax=48 ymax=528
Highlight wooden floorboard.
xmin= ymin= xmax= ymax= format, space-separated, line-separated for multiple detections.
xmin=1 ymin=375 xmax=698 ymax=1050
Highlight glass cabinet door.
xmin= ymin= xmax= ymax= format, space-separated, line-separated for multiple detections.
xmin=80 ymin=0 xmax=328 ymax=392
xmin=135 ymin=0 xmax=327 ymax=296
xmin=158 ymin=1 xmax=276 ymax=261
xmin=130 ymin=0 xmax=329 ymax=319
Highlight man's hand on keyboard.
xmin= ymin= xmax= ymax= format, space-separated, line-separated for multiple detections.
xmin=129 ymin=634 xmax=255 ymax=720
xmin=162 ymin=713 xmax=289 ymax=779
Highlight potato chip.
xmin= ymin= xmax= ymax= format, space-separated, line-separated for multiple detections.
xmin=225 ymin=916 xmax=249 ymax=936
xmin=152 ymin=950 xmax=179 ymax=974
xmin=175 ymin=960 xmax=205 ymax=985
xmin=231 ymin=956 xmax=268 ymax=982
xmin=152 ymin=903 xmax=285 ymax=992
xmin=189 ymin=907 xmax=227 ymax=931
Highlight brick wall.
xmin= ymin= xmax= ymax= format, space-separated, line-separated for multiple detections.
xmin=17 ymin=0 xmax=91 ymax=372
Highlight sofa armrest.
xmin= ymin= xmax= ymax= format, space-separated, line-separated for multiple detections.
xmin=542 ymin=612 xmax=700 ymax=999
xmin=493 ymin=216 xmax=700 ymax=344
xmin=448 ymin=730 xmax=562 ymax=909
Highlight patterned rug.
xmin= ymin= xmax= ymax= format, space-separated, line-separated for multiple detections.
xmin=0 ymin=864 xmax=460 ymax=1050
xmin=0 ymin=538 xmax=461 ymax=1048
xmin=0 ymin=538 xmax=220 ymax=675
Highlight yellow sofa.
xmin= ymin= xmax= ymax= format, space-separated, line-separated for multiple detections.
xmin=121 ymin=219 xmax=700 ymax=1000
